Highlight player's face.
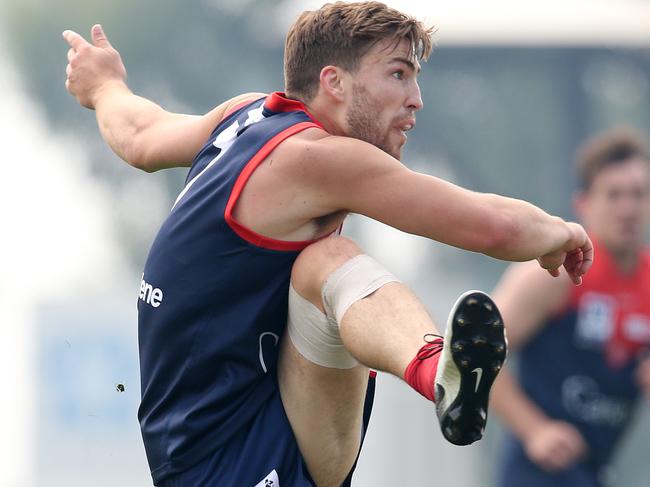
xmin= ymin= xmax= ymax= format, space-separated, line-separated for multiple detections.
xmin=578 ymin=158 xmax=650 ymax=254
xmin=343 ymin=38 xmax=423 ymax=160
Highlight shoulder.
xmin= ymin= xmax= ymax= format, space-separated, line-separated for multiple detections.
xmin=279 ymin=131 xmax=405 ymax=176
xmin=496 ymin=261 xmax=573 ymax=318
xmin=225 ymin=92 xmax=267 ymax=112
xmin=493 ymin=261 xmax=574 ymax=347
xmin=502 ymin=261 xmax=573 ymax=298
xmin=203 ymin=92 xmax=268 ymax=128
xmin=271 ymin=132 xmax=413 ymax=206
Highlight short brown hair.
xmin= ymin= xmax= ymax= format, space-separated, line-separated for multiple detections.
xmin=576 ymin=126 xmax=649 ymax=190
xmin=284 ymin=1 xmax=434 ymax=101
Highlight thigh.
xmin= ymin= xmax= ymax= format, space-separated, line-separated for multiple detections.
xmin=159 ymin=388 xmax=315 ymax=487
xmin=278 ymin=334 xmax=373 ymax=487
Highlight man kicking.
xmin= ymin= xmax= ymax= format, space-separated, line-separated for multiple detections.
xmin=63 ymin=2 xmax=593 ymax=486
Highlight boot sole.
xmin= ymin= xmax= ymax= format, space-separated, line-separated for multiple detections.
xmin=435 ymin=290 xmax=507 ymax=445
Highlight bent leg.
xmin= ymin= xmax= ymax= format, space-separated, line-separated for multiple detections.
xmin=279 ymin=236 xmax=507 ymax=485
xmin=278 ymin=236 xmax=440 ymax=487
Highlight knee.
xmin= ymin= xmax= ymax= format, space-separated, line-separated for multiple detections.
xmin=291 ymin=236 xmax=363 ymax=305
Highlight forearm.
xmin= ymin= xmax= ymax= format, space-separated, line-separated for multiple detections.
xmin=491 ymin=367 xmax=550 ymax=442
xmin=384 ymin=174 xmax=575 ymax=262
xmin=480 ymin=193 xmax=573 ymax=261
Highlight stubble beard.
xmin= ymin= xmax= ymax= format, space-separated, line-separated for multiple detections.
xmin=345 ymin=84 xmax=400 ymax=160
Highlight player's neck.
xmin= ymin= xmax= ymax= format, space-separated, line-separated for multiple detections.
xmin=608 ymin=246 xmax=641 ymax=276
xmin=304 ymin=97 xmax=347 ymax=137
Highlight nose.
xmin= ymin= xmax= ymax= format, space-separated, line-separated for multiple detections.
xmin=407 ymin=81 xmax=424 ymax=112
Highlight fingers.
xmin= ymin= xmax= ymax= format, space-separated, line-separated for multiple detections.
xmin=62 ymin=29 xmax=90 ymax=50
xmin=579 ymin=238 xmax=594 ymax=276
xmin=568 ymin=224 xmax=594 ymax=277
xmin=538 ymin=253 xmax=563 ymax=276
xmin=91 ymin=24 xmax=112 ymax=49
xmin=65 ymin=48 xmax=74 ymax=91
xmin=63 ymin=24 xmax=112 ymax=51
xmin=546 ymin=268 xmax=560 ymax=278
xmin=562 ymin=427 xmax=587 ymax=461
xmin=563 ymin=249 xmax=584 ymax=285
xmin=527 ymin=422 xmax=587 ymax=472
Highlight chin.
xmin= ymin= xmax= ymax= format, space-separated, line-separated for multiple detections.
xmin=609 ymin=236 xmax=642 ymax=254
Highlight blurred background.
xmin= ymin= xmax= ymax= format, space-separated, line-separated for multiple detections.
xmin=2 ymin=0 xmax=650 ymax=485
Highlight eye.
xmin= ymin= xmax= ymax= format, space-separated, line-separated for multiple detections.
xmin=392 ymin=70 xmax=404 ymax=80
xmin=606 ymin=188 xmax=622 ymax=202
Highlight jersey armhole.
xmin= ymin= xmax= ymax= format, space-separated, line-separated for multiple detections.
xmin=224 ymin=122 xmax=326 ymax=252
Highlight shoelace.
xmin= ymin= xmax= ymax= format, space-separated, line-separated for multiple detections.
xmin=416 ymin=333 xmax=444 ymax=360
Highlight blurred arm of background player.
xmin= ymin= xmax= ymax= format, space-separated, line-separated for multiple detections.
xmin=63 ymin=24 xmax=264 ymax=172
xmin=635 ymin=354 xmax=650 ymax=400
xmin=489 ymin=262 xmax=589 ymax=472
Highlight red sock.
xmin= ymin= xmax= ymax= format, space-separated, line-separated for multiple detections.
xmin=403 ymin=338 xmax=443 ymax=402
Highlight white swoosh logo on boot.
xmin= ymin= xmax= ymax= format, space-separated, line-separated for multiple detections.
xmin=471 ymin=368 xmax=483 ymax=393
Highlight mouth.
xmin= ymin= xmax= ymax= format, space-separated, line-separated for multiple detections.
xmin=396 ymin=119 xmax=416 ymax=138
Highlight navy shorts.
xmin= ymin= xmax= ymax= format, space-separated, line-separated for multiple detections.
xmin=160 ymin=374 xmax=376 ymax=487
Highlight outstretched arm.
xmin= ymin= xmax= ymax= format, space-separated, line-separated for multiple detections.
xmin=63 ymin=24 xmax=264 ymax=171
xmin=290 ymin=135 xmax=593 ymax=282
xmin=489 ymin=262 xmax=588 ymax=471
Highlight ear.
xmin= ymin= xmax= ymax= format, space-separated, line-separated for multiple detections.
xmin=319 ymin=65 xmax=346 ymax=101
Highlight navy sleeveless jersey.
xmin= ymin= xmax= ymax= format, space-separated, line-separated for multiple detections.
xmin=499 ymin=238 xmax=650 ymax=486
xmin=136 ymin=93 xmax=323 ymax=483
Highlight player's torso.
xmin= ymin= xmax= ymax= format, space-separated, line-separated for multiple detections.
xmin=136 ymin=93 xmax=327 ymax=482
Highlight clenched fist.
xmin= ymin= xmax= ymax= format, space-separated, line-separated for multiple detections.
xmin=63 ymin=24 xmax=127 ymax=109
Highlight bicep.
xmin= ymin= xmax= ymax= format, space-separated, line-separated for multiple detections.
xmin=304 ymin=138 xmax=508 ymax=251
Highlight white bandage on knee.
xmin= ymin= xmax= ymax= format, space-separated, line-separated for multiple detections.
xmin=287 ymin=285 xmax=357 ymax=369
xmin=287 ymin=255 xmax=399 ymax=369
xmin=322 ymin=254 xmax=400 ymax=325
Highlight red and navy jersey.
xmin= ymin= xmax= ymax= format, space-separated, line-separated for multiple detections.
xmin=136 ymin=93 xmax=323 ymax=483
xmin=500 ymin=238 xmax=650 ymax=485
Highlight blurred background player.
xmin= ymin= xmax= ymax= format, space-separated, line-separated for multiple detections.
xmin=490 ymin=127 xmax=650 ymax=487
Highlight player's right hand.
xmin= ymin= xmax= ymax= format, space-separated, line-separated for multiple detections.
xmin=523 ymin=419 xmax=588 ymax=472
xmin=62 ymin=24 xmax=127 ymax=109
xmin=537 ymin=222 xmax=593 ymax=285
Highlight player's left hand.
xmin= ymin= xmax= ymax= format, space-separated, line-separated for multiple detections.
xmin=635 ymin=355 xmax=650 ymax=400
xmin=62 ymin=24 xmax=127 ymax=109
xmin=537 ymin=222 xmax=594 ymax=285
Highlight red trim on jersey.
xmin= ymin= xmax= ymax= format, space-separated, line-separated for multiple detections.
xmin=369 ymin=370 xmax=377 ymax=379
xmin=265 ymin=92 xmax=325 ymax=129
xmin=561 ymin=236 xmax=650 ymax=367
xmin=225 ymin=121 xmax=325 ymax=251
